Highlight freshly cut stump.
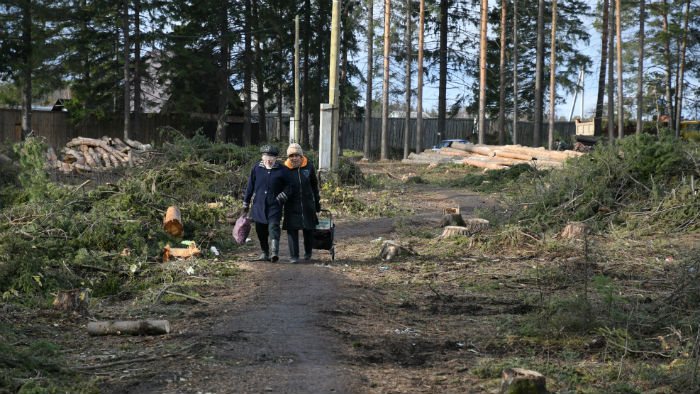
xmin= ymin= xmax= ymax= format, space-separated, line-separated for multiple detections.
xmin=438 ymin=219 xmax=490 ymax=239
xmin=500 ymin=368 xmax=547 ymax=394
xmin=560 ymin=221 xmax=587 ymax=239
xmin=53 ymin=289 xmax=90 ymax=313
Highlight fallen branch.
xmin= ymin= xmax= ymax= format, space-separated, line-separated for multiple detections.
xmin=163 ymin=290 xmax=212 ymax=304
xmin=76 ymin=354 xmax=175 ymax=370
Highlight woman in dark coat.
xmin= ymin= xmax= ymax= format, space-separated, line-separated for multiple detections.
xmin=282 ymin=143 xmax=320 ymax=263
xmin=242 ymin=144 xmax=294 ymax=262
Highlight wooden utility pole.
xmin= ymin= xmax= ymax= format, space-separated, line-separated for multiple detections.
xmin=478 ymin=0 xmax=488 ymax=145
xmin=636 ymin=0 xmax=645 ymax=138
xmin=534 ymin=0 xmax=544 ymax=147
xmin=607 ymin=0 xmax=615 ymax=145
xmin=548 ymin=0 xmax=557 ymax=150
xmin=404 ymin=0 xmax=412 ymax=159
xmin=380 ymin=0 xmax=391 ymax=160
xmin=674 ymin=0 xmax=690 ymax=136
xmin=364 ymin=0 xmax=373 ymax=159
xmin=329 ymin=0 xmax=341 ymax=168
xmin=416 ymin=0 xmax=425 ymax=152
xmin=123 ymin=0 xmax=131 ymax=141
xmin=498 ymin=0 xmax=506 ymax=145
xmin=615 ymin=0 xmax=623 ymax=140
xmin=294 ymin=15 xmax=301 ymax=142
xmin=512 ymin=0 xmax=518 ymax=145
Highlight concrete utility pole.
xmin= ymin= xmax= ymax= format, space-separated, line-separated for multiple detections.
xmin=319 ymin=0 xmax=342 ymax=170
xmin=294 ymin=15 xmax=300 ymax=143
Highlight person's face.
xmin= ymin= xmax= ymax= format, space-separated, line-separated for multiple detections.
xmin=262 ymin=154 xmax=276 ymax=169
xmin=288 ymin=153 xmax=302 ymax=168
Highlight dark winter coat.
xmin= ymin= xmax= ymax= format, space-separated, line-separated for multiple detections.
xmin=243 ymin=160 xmax=294 ymax=224
xmin=282 ymin=157 xmax=320 ymax=230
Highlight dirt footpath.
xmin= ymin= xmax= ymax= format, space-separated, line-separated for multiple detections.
xmin=82 ymin=185 xmax=496 ymax=394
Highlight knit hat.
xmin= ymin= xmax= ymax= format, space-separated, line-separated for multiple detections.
xmin=287 ymin=143 xmax=303 ymax=157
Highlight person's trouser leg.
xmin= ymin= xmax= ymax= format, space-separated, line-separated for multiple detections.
xmin=249 ymin=222 xmax=270 ymax=261
xmin=287 ymin=230 xmax=300 ymax=260
xmin=302 ymin=229 xmax=314 ymax=260
xmin=269 ymin=222 xmax=281 ymax=262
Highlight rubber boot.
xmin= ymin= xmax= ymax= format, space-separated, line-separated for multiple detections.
xmin=248 ymin=252 xmax=270 ymax=262
xmin=270 ymin=239 xmax=279 ymax=262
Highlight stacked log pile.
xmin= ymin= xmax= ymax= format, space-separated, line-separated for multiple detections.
xmin=403 ymin=142 xmax=584 ymax=170
xmin=47 ymin=136 xmax=152 ymax=173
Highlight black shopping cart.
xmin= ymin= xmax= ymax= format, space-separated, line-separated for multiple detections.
xmin=313 ymin=209 xmax=335 ymax=261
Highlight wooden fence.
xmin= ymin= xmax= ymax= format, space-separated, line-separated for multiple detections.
xmin=0 ymin=109 xmax=261 ymax=149
xmin=340 ymin=118 xmax=577 ymax=156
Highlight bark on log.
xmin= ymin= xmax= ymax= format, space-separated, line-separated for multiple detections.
xmin=46 ymin=146 xmax=58 ymax=161
xmin=463 ymin=157 xmax=510 ymax=170
xmin=379 ymin=240 xmax=416 ymax=261
xmin=502 ymin=145 xmax=582 ymax=160
xmin=493 ymin=149 xmax=534 ymax=161
xmin=95 ymin=147 xmax=113 ymax=168
xmin=163 ymin=206 xmax=184 ymax=237
xmin=451 ymin=142 xmax=495 ymax=157
xmin=500 ymin=368 xmax=547 ymax=394
xmin=63 ymin=148 xmax=85 ymax=165
xmin=67 ymin=137 xmax=128 ymax=162
xmin=53 ymin=289 xmax=90 ymax=313
xmin=125 ymin=138 xmax=152 ymax=151
xmin=87 ymin=320 xmax=171 ymax=336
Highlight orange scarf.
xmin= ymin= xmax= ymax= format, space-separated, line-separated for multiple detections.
xmin=285 ymin=155 xmax=307 ymax=169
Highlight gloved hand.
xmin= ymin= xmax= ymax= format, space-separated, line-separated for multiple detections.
xmin=315 ymin=201 xmax=321 ymax=213
xmin=276 ymin=192 xmax=288 ymax=206
xmin=242 ymin=201 xmax=250 ymax=215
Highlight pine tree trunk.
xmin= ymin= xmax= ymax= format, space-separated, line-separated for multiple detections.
xmin=364 ymin=0 xmax=373 ymax=159
xmin=380 ymin=0 xmax=391 ymax=160
xmin=277 ymin=87 xmax=283 ymax=140
xmin=416 ymin=0 xmax=425 ymax=152
xmin=662 ymin=0 xmax=673 ymax=130
xmin=548 ymin=0 xmax=557 ymax=150
xmin=404 ymin=0 xmax=412 ymax=159
xmin=244 ymin=0 xmax=252 ymax=145
xmin=123 ymin=0 xmax=131 ymax=141
xmin=497 ymin=0 xmax=506 ymax=145
xmin=674 ymin=0 xmax=690 ymax=136
xmin=607 ymin=0 xmax=615 ymax=145
xmin=253 ymin=0 xmax=266 ymax=141
xmin=21 ymin=2 xmax=32 ymax=140
xmin=302 ymin=0 xmax=311 ymax=148
xmin=512 ymin=0 xmax=518 ymax=145
xmin=132 ymin=0 xmax=142 ymax=137
xmin=215 ymin=0 xmax=229 ymax=143
xmin=437 ymin=0 xmax=448 ymax=141
xmin=636 ymin=0 xmax=645 ymax=138
xmin=533 ymin=0 xmax=544 ymax=147
xmin=615 ymin=0 xmax=623 ymax=140
xmin=478 ymin=0 xmax=488 ymax=145
xmin=594 ymin=0 xmax=609 ymax=137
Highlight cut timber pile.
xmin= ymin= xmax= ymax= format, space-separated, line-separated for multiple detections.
xmin=47 ymin=136 xmax=152 ymax=173
xmin=404 ymin=142 xmax=584 ymax=171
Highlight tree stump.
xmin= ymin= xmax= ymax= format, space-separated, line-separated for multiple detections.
xmin=500 ymin=368 xmax=547 ymax=394
xmin=438 ymin=219 xmax=490 ymax=239
xmin=53 ymin=289 xmax=90 ymax=313
xmin=163 ymin=206 xmax=184 ymax=238
xmin=560 ymin=221 xmax=587 ymax=239
xmin=439 ymin=213 xmax=466 ymax=228
xmin=379 ymin=241 xmax=416 ymax=261
xmin=87 ymin=320 xmax=171 ymax=336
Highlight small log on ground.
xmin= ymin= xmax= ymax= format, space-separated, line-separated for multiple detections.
xmin=162 ymin=243 xmax=201 ymax=261
xmin=500 ymin=368 xmax=547 ymax=394
xmin=379 ymin=240 xmax=416 ymax=261
xmin=87 ymin=320 xmax=171 ymax=336
xmin=53 ymin=289 xmax=90 ymax=313
xmin=560 ymin=221 xmax=587 ymax=239
xmin=125 ymin=138 xmax=152 ymax=151
xmin=163 ymin=206 xmax=184 ymax=237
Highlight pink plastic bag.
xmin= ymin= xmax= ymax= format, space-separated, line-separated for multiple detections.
xmin=232 ymin=215 xmax=251 ymax=245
